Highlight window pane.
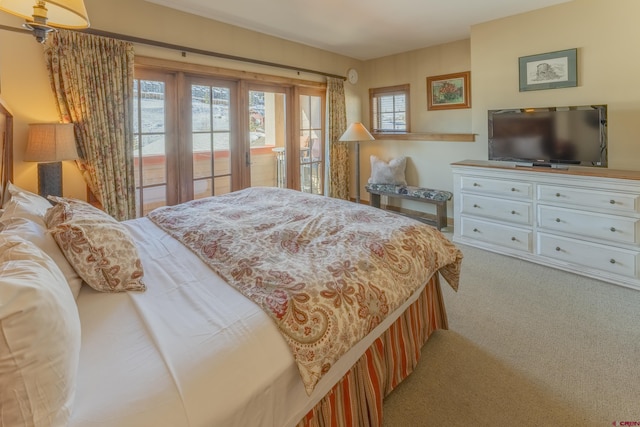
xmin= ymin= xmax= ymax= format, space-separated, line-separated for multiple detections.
xmin=213 ymin=175 xmax=231 ymax=195
xmin=214 ymin=133 xmax=231 ymax=176
xmin=394 ymin=94 xmax=406 ymax=112
xmin=193 ymin=133 xmax=212 ymax=179
xmin=192 ymin=85 xmax=211 ymax=132
xmin=309 ymin=133 xmax=321 ymax=161
xmin=212 ymin=87 xmax=230 ymax=132
xmin=141 ymin=134 xmax=166 ymax=186
xmin=193 ymin=178 xmax=213 ymax=200
xmin=300 ymin=130 xmax=310 ymax=162
xmin=133 ymin=81 xmax=139 ymax=134
xmin=140 ymin=81 xmax=165 ymax=133
xmin=142 ymin=185 xmax=166 ymax=216
xmin=310 ymin=96 xmax=321 ymax=129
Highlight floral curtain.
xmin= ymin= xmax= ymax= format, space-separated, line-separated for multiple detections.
xmin=44 ymin=30 xmax=135 ymax=221
xmin=326 ymin=77 xmax=348 ymax=199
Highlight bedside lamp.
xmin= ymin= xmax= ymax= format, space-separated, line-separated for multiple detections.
xmin=339 ymin=122 xmax=375 ymax=203
xmin=24 ymin=123 xmax=79 ymax=198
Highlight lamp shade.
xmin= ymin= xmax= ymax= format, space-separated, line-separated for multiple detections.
xmin=0 ymin=0 xmax=89 ymax=28
xmin=24 ymin=123 xmax=79 ymax=163
xmin=339 ymin=122 xmax=375 ymax=142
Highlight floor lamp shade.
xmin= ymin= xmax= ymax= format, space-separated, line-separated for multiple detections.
xmin=339 ymin=122 xmax=375 ymax=203
xmin=24 ymin=123 xmax=79 ymax=198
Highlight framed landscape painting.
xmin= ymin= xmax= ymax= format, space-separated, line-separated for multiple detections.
xmin=427 ymin=71 xmax=471 ymax=110
xmin=519 ymin=48 xmax=577 ymax=91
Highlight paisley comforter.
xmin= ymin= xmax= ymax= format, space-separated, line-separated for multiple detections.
xmin=148 ymin=187 xmax=462 ymax=394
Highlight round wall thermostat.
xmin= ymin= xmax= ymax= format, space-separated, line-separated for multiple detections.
xmin=347 ymin=68 xmax=358 ymax=84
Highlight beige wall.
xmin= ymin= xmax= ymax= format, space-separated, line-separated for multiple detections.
xmin=1 ymin=0 xmax=638 ymax=209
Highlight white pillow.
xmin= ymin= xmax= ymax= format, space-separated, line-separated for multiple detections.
xmin=0 ymin=184 xmax=83 ymax=299
xmin=0 ymin=235 xmax=81 ymax=427
xmin=0 ymin=216 xmax=83 ymax=299
xmin=368 ymin=155 xmax=407 ymax=185
xmin=1 ymin=182 xmax=52 ymax=224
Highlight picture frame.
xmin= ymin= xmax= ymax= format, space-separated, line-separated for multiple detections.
xmin=519 ymin=48 xmax=577 ymax=91
xmin=426 ymin=71 xmax=471 ymax=110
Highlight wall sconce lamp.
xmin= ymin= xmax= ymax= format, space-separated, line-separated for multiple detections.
xmin=0 ymin=0 xmax=90 ymax=43
xmin=24 ymin=123 xmax=79 ymax=198
xmin=339 ymin=122 xmax=375 ymax=204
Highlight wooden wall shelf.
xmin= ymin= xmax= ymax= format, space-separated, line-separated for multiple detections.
xmin=372 ymin=132 xmax=475 ymax=142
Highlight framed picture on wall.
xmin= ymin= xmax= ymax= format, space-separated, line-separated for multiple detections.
xmin=426 ymin=71 xmax=471 ymax=110
xmin=519 ymin=48 xmax=577 ymax=91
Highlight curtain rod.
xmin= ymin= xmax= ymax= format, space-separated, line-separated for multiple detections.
xmin=84 ymin=29 xmax=346 ymax=80
xmin=0 ymin=24 xmax=346 ymax=80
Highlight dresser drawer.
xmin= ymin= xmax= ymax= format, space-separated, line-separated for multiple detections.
xmin=537 ymin=233 xmax=639 ymax=278
xmin=538 ymin=205 xmax=640 ymax=245
xmin=538 ymin=184 xmax=639 ymax=213
xmin=461 ymin=194 xmax=532 ymax=225
xmin=461 ymin=176 xmax=532 ymax=199
xmin=460 ymin=217 xmax=532 ymax=252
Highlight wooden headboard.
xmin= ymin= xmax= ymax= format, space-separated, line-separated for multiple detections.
xmin=0 ymin=97 xmax=13 ymax=199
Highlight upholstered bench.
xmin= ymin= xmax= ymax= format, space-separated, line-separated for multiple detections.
xmin=365 ymin=184 xmax=452 ymax=230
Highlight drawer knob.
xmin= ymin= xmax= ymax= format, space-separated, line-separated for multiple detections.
xmin=511 ymin=210 xmax=517 ymax=215
xmin=555 ymin=218 xmax=561 ymax=223
xmin=511 ymin=237 xmax=517 ymax=241
xmin=473 ymin=182 xmax=479 ymax=187
xmin=610 ymin=227 xmax=616 ymax=232
xmin=555 ymin=246 xmax=561 ymax=252
xmin=473 ymin=228 xmax=479 ymax=232
xmin=511 ymin=188 xmax=517 ymax=192
xmin=610 ymin=199 xmax=616 ymax=204
xmin=610 ymin=259 xmax=616 ymax=264
xmin=474 ymin=204 xmax=479 ymax=208
xmin=555 ymin=193 xmax=561 ymax=197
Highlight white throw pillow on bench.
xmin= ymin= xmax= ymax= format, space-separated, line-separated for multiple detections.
xmin=368 ymin=155 xmax=407 ymax=185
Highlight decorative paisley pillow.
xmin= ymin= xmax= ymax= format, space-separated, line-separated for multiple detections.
xmin=45 ymin=196 xmax=146 ymax=293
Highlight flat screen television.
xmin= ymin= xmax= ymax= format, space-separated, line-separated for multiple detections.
xmin=488 ymin=105 xmax=607 ymax=167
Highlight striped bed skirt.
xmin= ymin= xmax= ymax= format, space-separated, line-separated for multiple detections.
xmin=297 ymin=273 xmax=448 ymax=427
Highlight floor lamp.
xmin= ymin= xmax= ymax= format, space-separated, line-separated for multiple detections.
xmin=24 ymin=123 xmax=79 ymax=198
xmin=339 ymin=122 xmax=375 ymax=203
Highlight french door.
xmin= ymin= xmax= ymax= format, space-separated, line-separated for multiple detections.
xmin=247 ymin=84 xmax=291 ymax=189
xmin=133 ymin=67 xmax=325 ymax=217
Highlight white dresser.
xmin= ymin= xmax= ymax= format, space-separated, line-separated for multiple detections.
xmin=452 ymin=160 xmax=640 ymax=291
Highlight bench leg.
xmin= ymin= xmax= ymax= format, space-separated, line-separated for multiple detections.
xmin=370 ymin=193 xmax=381 ymax=208
xmin=436 ymin=202 xmax=447 ymax=230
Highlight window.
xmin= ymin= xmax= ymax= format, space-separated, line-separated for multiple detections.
xmin=132 ymin=59 xmax=325 ymax=217
xmin=298 ymin=88 xmax=325 ymax=195
xmin=133 ymin=69 xmax=177 ymax=216
xmin=189 ymin=78 xmax=237 ymax=200
xmin=369 ymin=84 xmax=410 ymax=133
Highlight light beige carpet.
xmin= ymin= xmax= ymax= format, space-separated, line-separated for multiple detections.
xmin=383 ymin=237 xmax=640 ymax=427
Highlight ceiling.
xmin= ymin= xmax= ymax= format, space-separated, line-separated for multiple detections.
xmin=145 ymin=0 xmax=571 ymax=61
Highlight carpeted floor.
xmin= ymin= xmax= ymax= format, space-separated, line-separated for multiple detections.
xmin=382 ymin=236 xmax=640 ymax=426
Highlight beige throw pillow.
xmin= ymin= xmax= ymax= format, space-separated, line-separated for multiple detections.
xmin=368 ymin=155 xmax=407 ymax=185
xmin=45 ymin=196 xmax=146 ymax=293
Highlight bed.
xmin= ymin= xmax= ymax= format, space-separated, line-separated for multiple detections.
xmin=0 ymin=161 xmax=462 ymax=425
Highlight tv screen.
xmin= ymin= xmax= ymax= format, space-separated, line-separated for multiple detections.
xmin=488 ymin=105 xmax=607 ymax=167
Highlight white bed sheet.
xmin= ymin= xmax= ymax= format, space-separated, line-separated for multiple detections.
xmin=69 ymin=217 xmax=429 ymax=427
